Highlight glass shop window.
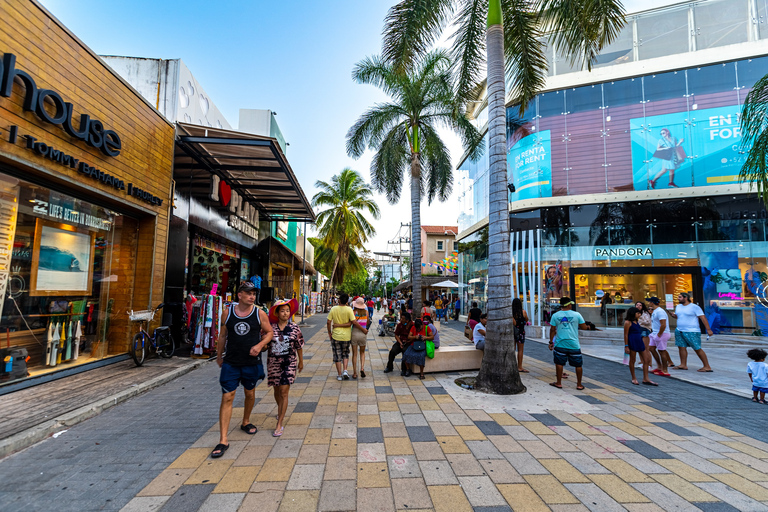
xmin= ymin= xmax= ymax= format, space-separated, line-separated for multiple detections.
xmin=0 ymin=175 xmax=138 ymax=383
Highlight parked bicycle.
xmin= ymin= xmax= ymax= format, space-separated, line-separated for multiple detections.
xmin=128 ymin=303 xmax=175 ymax=366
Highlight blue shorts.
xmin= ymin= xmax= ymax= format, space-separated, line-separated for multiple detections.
xmin=220 ymin=362 xmax=264 ymax=393
xmin=553 ymin=347 xmax=583 ymax=368
xmin=753 ymin=385 xmax=768 ymax=393
xmin=674 ymin=329 xmax=702 ymax=350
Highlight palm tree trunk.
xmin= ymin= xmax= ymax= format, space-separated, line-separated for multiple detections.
xmin=475 ymin=8 xmax=525 ymax=395
xmin=410 ymin=153 xmax=423 ymax=317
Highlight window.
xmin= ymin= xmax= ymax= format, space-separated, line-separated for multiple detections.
xmin=453 ymin=241 xmax=459 ymax=251
xmin=437 ymin=240 xmax=443 ymax=251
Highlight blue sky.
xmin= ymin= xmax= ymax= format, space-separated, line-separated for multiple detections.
xmin=39 ymin=0 xmax=673 ymax=254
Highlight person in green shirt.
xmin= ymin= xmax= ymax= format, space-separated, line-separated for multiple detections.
xmin=549 ymin=296 xmax=589 ymax=390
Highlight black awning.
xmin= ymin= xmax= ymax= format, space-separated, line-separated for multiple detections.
xmin=174 ymin=123 xmax=315 ymax=222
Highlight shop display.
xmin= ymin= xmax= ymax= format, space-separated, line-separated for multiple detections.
xmin=187 ymin=292 xmax=223 ymax=356
xmin=190 ymin=237 xmax=241 ymax=298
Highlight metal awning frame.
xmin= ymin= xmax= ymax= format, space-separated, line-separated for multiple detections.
xmin=174 ymin=123 xmax=316 ymax=222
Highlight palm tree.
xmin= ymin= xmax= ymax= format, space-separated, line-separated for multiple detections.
xmin=309 ymin=236 xmax=365 ymax=288
xmin=347 ymin=50 xmax=482 ymax=317
xmin=381 ymin=0 xmax=625 ymax=394
xmin=740 ymin=74 xmax=768 ymax=207
xmin=311 ymin=168 xmax=380 ymax=293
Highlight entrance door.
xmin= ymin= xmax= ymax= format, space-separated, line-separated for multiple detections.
xmin=569 ymin=267 xmax=702 ymax=329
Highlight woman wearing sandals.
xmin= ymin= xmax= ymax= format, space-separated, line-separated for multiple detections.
xmin=512 ymin=298 xmax=529 ymax=373
xmin=350 ymin=297 xmax=369 ymax=379
xmin=268 ymin=298 xmax=304 ymax=437
xmin=403 ymin=318 xmax=432 ymax=379
xmin=623 ymin=307 xmax=657 ymax=386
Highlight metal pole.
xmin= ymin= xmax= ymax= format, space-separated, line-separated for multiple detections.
xmin=300 ymin=220 xmax=307 ymax=324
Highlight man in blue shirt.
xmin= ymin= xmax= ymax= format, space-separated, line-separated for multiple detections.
xmin=549 ymin=296 xmax=589 ymax=390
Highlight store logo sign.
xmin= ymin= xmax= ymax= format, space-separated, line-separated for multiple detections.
xmin=209 ymin=175 xmax=259 ymax=240
xmin=594 ymin=247 xmax=653 ymax=258
xmin=0 ymin=53 xmax=121 ymax=157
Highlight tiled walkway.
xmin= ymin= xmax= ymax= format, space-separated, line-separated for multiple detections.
xmin=122 ymin=313 xmax=768 ymax=512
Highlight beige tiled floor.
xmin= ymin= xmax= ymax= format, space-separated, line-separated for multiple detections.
xmin=123 ymin=312 xmax=768 ymax=511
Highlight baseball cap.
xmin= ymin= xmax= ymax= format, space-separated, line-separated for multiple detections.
xmin=237 ymin=281 xmax=256 ymax=293
xmin=559 ymin=296 xmax=574 ymax=307
xmin=647 ymin=297 xmax=660 ymax=305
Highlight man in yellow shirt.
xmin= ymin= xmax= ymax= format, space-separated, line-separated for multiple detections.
xmin=327 ymin=293 xmax=357 ymax=381
xmin=435 ymin=297 xmax=443 ymax=321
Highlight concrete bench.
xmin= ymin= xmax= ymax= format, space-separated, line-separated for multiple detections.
xmin=423 ymin=345 xmax=483 ymax=374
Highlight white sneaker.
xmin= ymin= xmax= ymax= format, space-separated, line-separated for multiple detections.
xmin=337 ymin=375 xmax=343 ymax=381
xmin=343 ymin=370 xmax=350 ymax=380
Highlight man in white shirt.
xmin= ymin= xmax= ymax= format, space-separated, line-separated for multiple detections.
xmin=473 ymin=314 xmax=487 ymax=350
xmin=647 ymin=297 xmax=673 ymax=376
xmin=668 ymin=292 xmax=713 ymax=372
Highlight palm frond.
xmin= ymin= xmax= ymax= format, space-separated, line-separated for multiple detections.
xmin=382 ymin=0 xmax=454 ymax=72
xmin=740 ymin=74 xmax=768 ymax=207
xmin=502 ymin=0 xmax=547 ymax=114
xmin=450 ymin=0 xmax=487 ymax=103
xmin=419 ymin=124 xmax=453 ymax=203
xmin=346 ymin=103 xmax=407 ymax=158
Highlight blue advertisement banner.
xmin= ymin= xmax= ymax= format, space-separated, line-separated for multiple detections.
xmin=630 ymin=105 xmax=744 ymax=191
xmin=508 ymin=130 xmax=552 ymax=202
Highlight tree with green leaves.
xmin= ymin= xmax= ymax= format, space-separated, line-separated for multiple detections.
xmin=311 ymin=168 xmax=380 ymax=293
xmin=347 ymin=49 xmax=482 ymax=317
xmin=740 ymin=74 xmax=768 ymax=207
xmin=381 ymin=0 xmax=625 ymax=394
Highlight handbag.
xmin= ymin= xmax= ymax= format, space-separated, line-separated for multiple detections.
xmin=426 ymin=340 xmax=435 ymax=359
xmin=412 ymin=339 xmax=426 ymax=352
xmin=464 ymin=322 xmax=472 ymax=340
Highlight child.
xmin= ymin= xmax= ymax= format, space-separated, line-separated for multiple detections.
xmin=747 ymin=348 xmax=768 ymax=404
xmin=624 ymin=307 xmax=657 ymax=386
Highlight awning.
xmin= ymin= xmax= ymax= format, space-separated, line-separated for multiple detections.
xmin=258 ymin=236 xmax=316 ymax=275
xmin=174 ymin=123 xmax=315 ymax=222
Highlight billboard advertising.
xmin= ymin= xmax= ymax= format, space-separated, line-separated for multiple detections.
xmin=630 ymin=105 xmax=744 ymax=191
xmin=507 ymin=130 xmax=552 ymax=202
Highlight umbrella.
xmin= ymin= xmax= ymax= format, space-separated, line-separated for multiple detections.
xmin=429 ymin=280 xmax=459 ymax=288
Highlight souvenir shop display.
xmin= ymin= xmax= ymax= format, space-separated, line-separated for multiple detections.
xmin=186 ymin=290 xmax=224 ymax=356
xmin=190 ymin=237 xmax=242 ymax=298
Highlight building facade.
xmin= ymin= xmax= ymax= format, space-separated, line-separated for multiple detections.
xmin=457 ymin=0 xmax=768 ymax=335
xmin=0 ymin=1 xmax=175 ymax=386
xmin=421 ymin=225 xmax=459 ymax=276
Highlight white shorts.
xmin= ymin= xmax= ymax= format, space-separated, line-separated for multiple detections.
xmin=649 ymin=332 xmax=670 ymax=351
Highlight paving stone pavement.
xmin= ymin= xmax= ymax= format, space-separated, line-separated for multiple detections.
xmin=4 ymin=310 xmax=768 ymax=511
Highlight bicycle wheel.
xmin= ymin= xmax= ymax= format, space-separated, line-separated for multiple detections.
xmin=131 ymin=332 xmax=146 ymax=366
xmin=156 ymin=330 xmax=176 ymax=358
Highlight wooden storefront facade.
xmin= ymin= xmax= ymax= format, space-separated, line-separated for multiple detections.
xmin=0 ymin=1 xmax=175 ymax=386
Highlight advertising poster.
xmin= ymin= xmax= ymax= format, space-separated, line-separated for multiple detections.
xmin=701 ymin=251 xmax=741 ymax=334
xmin=630 ymin=105 xmax=744 ymax=190
xmin=507 ymin=130 xmax=552 ymax=201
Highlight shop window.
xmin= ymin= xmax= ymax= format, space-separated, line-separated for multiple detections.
xmin=694 ymin=0 xmax=749 ymax=51
xmin=0 ymin=176 xmax=138 ymax=383
xmin=190 ymin=237 xmax=242 ymax=299
xmin=636 ymin=6 xmax=690 ymax=61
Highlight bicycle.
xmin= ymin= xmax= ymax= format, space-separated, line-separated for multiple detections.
xmin=127 ymin=303 xmax=176 ymax=366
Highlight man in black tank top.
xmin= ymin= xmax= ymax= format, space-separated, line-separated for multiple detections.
xmin=211 ymin=281 xmax=273 ymax=458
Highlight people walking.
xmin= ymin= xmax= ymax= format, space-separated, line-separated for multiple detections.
xmin=548 ymin=297 xmax=588 ymax=390
xmin=267 ymin=298 xmax=304 ymax=437
xmin=404 ymin=317 xmax=432 ymax=379
xmin=367 ymin=297 xmax=375 ymax=319
xmin=351 ymin=297 xmax=369 ymax=379
xmin=454 ymin=297 xmax=461 ymax=320
xmin=327 ymin=293 xmax=366 ymax=381
xmin=473 ymin=313 xmax=488 ymax=350
xmin=512 ymin=298 xmax=529 ymax=373
xmin=212 ymin=281 xmax=273 ymax=458
xmin=647 ymin=297 xmax=673 ymax=376
xmin=669 ymin=293 xmax=713 ymax=372
xmin=385 ymin=312 xmax=412 ymax=374
xmin=434 ymin=296 xmax=443 ymax=321
xmin=747 ymin=348 xmax=768 ymax=404
xmin=624 ymin=307 xmax=657 ymax=386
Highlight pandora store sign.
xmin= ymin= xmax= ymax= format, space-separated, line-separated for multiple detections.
xmin=594 ymin=247 xmax=654 ymax=258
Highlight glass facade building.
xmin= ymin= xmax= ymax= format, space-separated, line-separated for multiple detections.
xmin=456 ymin=0 xmax=768 ymax=335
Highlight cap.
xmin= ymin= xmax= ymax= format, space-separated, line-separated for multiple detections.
xmin=237 ymin=281 xmax=256 ymax=293
xmin=647 ymin=297 xmax=660 ymax=305
xmin=559 ymin=296 xmax=574 ymax=307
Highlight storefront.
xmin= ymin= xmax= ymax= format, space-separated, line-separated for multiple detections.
xmin=166 ymin=123 xmax=314 ymax=353
xmin=0 ymin=1 xmax=175 ymax=386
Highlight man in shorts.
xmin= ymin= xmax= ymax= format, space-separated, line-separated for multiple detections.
xmin=213 ymin=281 xmax=273 ymax=458
xmin=647 ymin=297 xmax=673 ymax=376
xmin=669 ymin=292 xmax=713 ymax=372
xmin=327 ymin=293 xmax=356 ymax=381
xmin=549 ymin=296 xmax=589 ymax=390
